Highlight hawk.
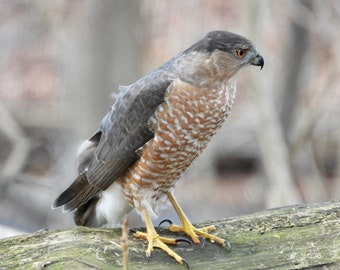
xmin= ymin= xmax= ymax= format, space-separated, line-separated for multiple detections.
xmin=53 ymin=30 xmax=264 ymax=267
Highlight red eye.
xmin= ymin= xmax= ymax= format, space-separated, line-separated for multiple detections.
xmin=236 ymin=48 xmax=245 ymax=58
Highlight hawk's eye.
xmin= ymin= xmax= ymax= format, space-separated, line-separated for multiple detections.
xmin=236 ymin=48 xmax=246 ymax=58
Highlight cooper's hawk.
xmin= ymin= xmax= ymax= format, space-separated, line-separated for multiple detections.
xmin=53 ymin=31 xmax=264 ymax=267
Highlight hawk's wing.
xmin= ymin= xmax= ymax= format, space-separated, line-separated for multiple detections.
xmin=87 ymin=68 xmax=174 ymax=189
xmin=53 ymin=68 xmax=175 ymax=211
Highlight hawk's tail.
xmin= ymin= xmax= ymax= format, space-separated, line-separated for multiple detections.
xmin=52 ymin=173 xmax=100 ymax=213
xmin=73 ymin=197 xmax=101 ymax=226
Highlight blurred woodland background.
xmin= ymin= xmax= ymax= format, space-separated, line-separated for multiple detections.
xmin=0 ymin=0 xmax=339 ymax=238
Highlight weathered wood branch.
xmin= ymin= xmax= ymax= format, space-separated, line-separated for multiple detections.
xmin=1 ymin=201 xmax=339 ymax=269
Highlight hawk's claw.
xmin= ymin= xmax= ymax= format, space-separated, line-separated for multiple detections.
xmin=198 ymin=236 xmax=206 ymax=248
xmin=145 ymin=252 xmax=151 ymax=262
xmin=129 ymin=228 xmax=137 ymax=234
xmin=182 ymin=259 xmax=190 ymax=269
xmin=175 ymin=237 xmax=192 ymax=246
xmin=214 ymin=224 xmax=223 ymax=231
xmin=225 ymin=240 xmax=232 ymax=252
xmin=158 ymin=219 xmax=173 ymax=227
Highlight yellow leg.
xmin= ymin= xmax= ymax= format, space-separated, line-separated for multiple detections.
xmin=167 ymin=192 xmax=229 ymax=248
xmin=133 ymin=209 xmax=188 ymax=267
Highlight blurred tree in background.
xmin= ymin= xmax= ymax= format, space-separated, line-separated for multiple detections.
xmin=0 ymin=0 xmax=339 ymax=237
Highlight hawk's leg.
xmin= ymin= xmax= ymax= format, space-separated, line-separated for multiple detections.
xmin=167 ymin=192 xmax=230 ymax=249
xmin=133 ymin=209 xmax=189 ymax=268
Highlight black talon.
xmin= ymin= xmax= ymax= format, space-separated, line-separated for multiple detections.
xmin=129 ymin=228 xmax=137 ymax=234
xmin=175 ymin=237 xmax=192 ymax=246
xmin=198 ymin=236 xmax=206 ymax=248
xmin=225 ymin=240 xmax=232 ymax=252
xmin=214 ymin=224 xmax=223 ymax=230
xmin=181 ymin=258 xmax=190 ymax=269
xmin=158 ymin=219 xmax=173 ymax=227
xmin=145 ymin=252 xmax=151 ymax=262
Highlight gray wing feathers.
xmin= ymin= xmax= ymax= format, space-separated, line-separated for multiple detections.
xmin=53 ymin=68 xmax=174 ymax=210
xmin=95 ymin=69 xmax=174 ymax=160
xmin=86 ymin=69 xmax=174 ymax=189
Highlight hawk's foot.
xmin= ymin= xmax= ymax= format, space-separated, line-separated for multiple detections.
xmin=134 ymin=210 xmax=190 ymax=268
xmin=132 ymin=229 xmax=191 ymax=246
xmin=167 ymin=192 xmax=231 ymax=251
xmin=159 ymin=219 xmax=230 ymax=249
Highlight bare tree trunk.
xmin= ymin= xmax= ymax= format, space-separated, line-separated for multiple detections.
xmin=244 ymin=1 xmax=301 ymax=207
xmin=53 ymin=0 xmax=144 ymax=194
xmin=59 ymin=0 xmax=144 ymax=139
xmin=279 ymin=0 xmax=311 ymax=142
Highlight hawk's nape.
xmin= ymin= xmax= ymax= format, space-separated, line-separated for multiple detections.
xmin=53 ymin=30 xmax=263 ymax=267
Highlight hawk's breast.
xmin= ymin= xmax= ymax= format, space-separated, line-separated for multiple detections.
xmin=120 ymin=78 xmax=237 ymax=217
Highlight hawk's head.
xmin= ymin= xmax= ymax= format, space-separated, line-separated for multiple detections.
xmin=194 ymin=31 xmax=263 ymax=68
xmin=176 ymin=31 xmax=264 ymax=84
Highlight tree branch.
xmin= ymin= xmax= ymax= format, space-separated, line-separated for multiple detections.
xmin=0 ymin=101 xmax=30 ymax=186
xmin=1 ymin=200 xmax=339 ymax=269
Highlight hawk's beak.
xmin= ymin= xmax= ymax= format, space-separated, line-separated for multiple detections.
xmin=251 ymin=54 xmax=264 ymax=70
